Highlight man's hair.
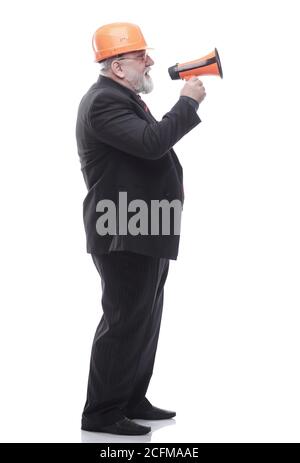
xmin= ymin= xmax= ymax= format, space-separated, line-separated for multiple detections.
xmin=99 ymin=57 xmax=115 ymax=74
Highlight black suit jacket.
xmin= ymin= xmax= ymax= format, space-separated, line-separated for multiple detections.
xmin=76 ymin=75 xmax=201 ymax=259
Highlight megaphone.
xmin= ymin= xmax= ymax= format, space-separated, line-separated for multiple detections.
xmin=168 ymin=48 xmax=223 ymax=80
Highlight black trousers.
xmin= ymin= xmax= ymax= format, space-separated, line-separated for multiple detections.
xmin=81 ymin=250 xmax=170 ymax=427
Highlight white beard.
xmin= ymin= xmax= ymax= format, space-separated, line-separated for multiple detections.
xmin=125 ymin=67 xmax=154 ymax=94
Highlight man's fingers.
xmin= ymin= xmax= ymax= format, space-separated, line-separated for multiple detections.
xmin=181 ymin=77 xmax=206 ymax=104
xmin=187 ymin=77 xmax=203 ymax=86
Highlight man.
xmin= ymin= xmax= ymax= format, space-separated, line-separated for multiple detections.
xmin=76 ymin=22 xmax=206 ymax=435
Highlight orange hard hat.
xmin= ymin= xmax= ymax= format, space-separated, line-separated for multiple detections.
xmin=92 ymin=22 xmax=151 ymax=62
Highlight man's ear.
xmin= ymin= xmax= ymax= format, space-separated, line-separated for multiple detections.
xmin=111 ymin=60 xmax=125 ymax=79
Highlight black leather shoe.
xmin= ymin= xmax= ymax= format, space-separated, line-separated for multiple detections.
xmin=126 ymin=405 xmax=176 ymax=420
xmin=82 ymin=417 xmax=151 ymax=435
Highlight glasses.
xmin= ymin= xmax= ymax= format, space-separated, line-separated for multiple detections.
xmin=116 ymin=52 xmax=149 ymax=63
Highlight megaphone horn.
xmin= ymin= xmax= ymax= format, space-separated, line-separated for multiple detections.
xmin=168 ymin=48 xmax=223 ymax=80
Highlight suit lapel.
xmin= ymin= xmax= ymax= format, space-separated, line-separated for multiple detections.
xmin=132 ymin=94 xmax=157 ymax=123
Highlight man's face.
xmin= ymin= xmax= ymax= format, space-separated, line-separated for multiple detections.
xmin=116 ymin=50 xmax=155 ymax=94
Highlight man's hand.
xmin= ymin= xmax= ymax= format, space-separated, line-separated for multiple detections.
xmin=180 ymin=77 xmax=206 ymax=104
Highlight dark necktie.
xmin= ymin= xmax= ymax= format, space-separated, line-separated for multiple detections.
xmin=136 ymin=95 xmax=156 ymax=121
xmin=137 ymin=95 xmax=148 ymax=111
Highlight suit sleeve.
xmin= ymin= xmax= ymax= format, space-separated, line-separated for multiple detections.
xmin=88 ymin=92 xmax=201 ymax=160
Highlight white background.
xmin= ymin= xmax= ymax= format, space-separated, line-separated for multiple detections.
xmin=0 ymin=0 xmax=300 ymax=443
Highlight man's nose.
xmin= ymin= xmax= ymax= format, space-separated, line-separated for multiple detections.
xmin=146 ymin=54 xmax=154 ymax=66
